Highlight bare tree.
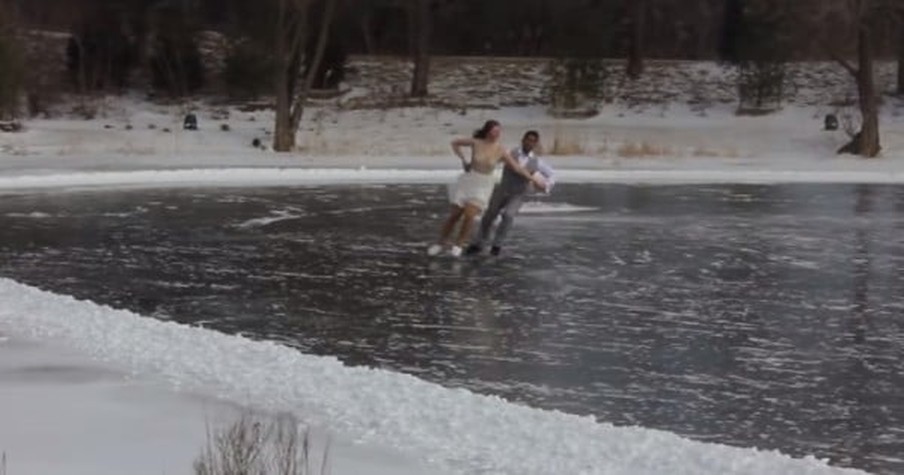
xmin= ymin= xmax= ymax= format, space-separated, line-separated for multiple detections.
xmin=272 ymin=0 xmax=337 ymax=152
xmin=64 ymin=2 xmax=138 ymax=94
xmin=625 ymin=0 xmax=646 ymax=79
xmin=898 ymin=14 xmax=904 ymax=94
xmin=148 ymin=1 xmax=205 ymax=98
xmin=847 ymin=4 xmax=880 ymax=157
xmin=819 ymin=0 xmax=885 ymax=157
xmin=408 ymin=0 xmax=430 ymax=97
xmin=352 ymin=1 xmax=376 ymax=55
xmin=0 ymin=1 xmax=24 ymax=120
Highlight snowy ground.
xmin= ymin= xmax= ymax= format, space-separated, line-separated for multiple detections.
xmin=1 ymin=59 xmax=903 ymax=473
xmin=4 ymin=57 xmax=904 ymax=176
xmin=0 ymin=279 xmax=870 ymax=475
xmin=0 ymin=333 xmax=431 ymax=475
xmin=2 ymin=95 xmax=904 ymax=185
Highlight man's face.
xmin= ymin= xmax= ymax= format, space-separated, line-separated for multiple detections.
xmin=522 ymin=134 xmax=539 ymax=152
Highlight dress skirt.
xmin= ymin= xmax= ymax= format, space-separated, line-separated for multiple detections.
xmin=448 ymin=170 xmax=497 ymax=210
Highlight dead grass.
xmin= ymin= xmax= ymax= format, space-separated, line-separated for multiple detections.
xmin=595 ymin=140 xmax=610 ymax=155
xmin=692 ymin=146 xmax=740 ymax=158
xmin=112 ymin=144 xmax=157 ymax=155
xmin=546 ymin=135 xmax=587 ymax=155
xmin=617 ymin=141 xmax=673 ymax=158
xmin=614 ymin=141 xmax=739 ymax=159
xmin=194 ymin=412 xmax=330 ymax=475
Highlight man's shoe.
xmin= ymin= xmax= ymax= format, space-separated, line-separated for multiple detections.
xmin=449 ymin=245 xmax=463 ymax=257
xmin=464 ymin=244 xmax=482 ymax=256
xmin=490 ymin=246 xmax=501 ymax=256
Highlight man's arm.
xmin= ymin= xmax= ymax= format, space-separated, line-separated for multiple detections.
xmin=536 ymin=159 xmax=555 ymax=193
xmin=506 ymin=146 xmax=524 ymax=169
xmin=501 ymin=148 xmax=542 ymax=183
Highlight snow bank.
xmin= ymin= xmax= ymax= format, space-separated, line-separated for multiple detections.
xmin=0 ymin=279 xmax=866 ymax=475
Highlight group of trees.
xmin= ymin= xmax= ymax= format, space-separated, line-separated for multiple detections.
xmin=3 ymin=0 xmax=342 ymax=150
xmin=1 ymin=0 xmax=904 ymax=156
xmin=0 ymin=1 xmax=23 ymax=121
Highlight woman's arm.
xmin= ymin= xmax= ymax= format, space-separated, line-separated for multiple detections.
xmin=451 ymin=138 xmax=474 ymax=170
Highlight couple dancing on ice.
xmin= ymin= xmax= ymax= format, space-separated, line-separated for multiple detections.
xmin=427 ymin=119 xmax=555 ymax=258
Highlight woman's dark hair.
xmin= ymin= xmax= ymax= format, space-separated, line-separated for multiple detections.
xmin=473 ymin=120 xmax=501 ymax=139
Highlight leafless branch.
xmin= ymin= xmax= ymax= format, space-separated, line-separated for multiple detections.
xmin=826 ymin=45 xmax=859 ymax=77
xmin=291 ymin=0 xmax=337 ymax=127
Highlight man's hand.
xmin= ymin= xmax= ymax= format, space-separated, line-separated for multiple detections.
xmin=531 ymin=173 xmax=548 ymax=193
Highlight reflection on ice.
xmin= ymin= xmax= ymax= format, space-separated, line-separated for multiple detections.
xmin=516 ymin=201 xmax=599 ymax=213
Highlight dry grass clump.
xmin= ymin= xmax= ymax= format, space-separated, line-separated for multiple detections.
xmin=546 ymin=135 xmax=587 ymax=155
xmin=194 ymin=413 xmax=330 ymax=475
xmin=692 ymin=146 xmax=740 ymax=158
xmin=617 ymin=141 xmax=672 ymax=158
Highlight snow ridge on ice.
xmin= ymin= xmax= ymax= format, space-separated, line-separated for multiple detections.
xmin=0 ymin=279 xmax=866 ymax=475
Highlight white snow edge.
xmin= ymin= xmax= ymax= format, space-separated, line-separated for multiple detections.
xmin=1 ymin=167 xmax=904 ymax=192
xmin=0 ymin=279 xmax=866 ymax=475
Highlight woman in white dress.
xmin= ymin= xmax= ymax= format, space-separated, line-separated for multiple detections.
xmin=428 ymin=120 xmax=544 ymax=257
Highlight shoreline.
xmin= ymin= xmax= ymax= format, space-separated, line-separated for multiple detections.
xmin=2 ymin=166 xmax=904 ymax=194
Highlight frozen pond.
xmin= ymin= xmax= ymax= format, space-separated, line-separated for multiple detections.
xmin=0 ymin=183 xmax=902 ymax=474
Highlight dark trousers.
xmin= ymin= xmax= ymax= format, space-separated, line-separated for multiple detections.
xmin=475 ymin=187 xmax=526 ymax=247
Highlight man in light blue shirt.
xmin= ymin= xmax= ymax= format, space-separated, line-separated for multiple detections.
xmin=465 ymin=130 xmax=555 ymax=256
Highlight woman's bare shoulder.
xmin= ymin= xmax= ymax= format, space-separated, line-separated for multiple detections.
xmin=451 ymin=137 xmax=476 ymax=146
xmin=491 ymin=141 xmax=508 ymax=157
xmin=471 ymin=139 xmax=496 ymax=156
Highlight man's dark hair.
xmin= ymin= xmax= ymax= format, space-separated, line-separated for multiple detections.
xmin=524 ymin=130 xmax=540 ymax=140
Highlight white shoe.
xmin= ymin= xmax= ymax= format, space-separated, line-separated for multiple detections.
xmin=449 ymin=245 xmax=462 ymax=257
xmin=427 ymin=244 xmax=443 ymax=256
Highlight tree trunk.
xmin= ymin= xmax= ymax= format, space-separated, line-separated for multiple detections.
xmin=898 ymin=26 xmax=904 ymax=95
xmin=293 ymin=0 xmax=336 ymax=128
xmin=358 ymin=4 xmax=376 ymax=55
xmin=839 ymin=25 xmax=881 ymax=158
xmin=360 ymin=17 xmax=375 ymax=54
xmin=856 ymin=26 xmax=881 ymax=157
xmin=74 ymin=37 xmax=88 ymax=94
xmin=274 ymin=106 xmax=295 ymax=151
xmin=133 ymin=8 xmax=151 ymax=88
xmin=410 ymin=0 xmax=430 ymax=97
xmin=274 ymin=60 xmax=296 ymax=151
xmin=272 ymin=0 xmax=337 ymax=152
xmin=273 ymin=0 xmax=299 ymax=152
xmin=626 ymin=0 xmax=645 ymax=80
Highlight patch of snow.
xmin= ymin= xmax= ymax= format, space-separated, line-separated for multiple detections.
xmin=0 ymin=279 xmax=866 ymax=475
